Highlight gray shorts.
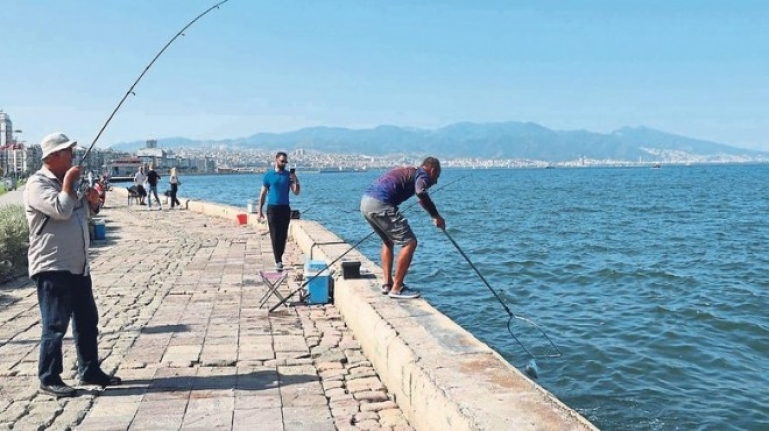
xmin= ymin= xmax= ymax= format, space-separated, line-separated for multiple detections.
xmin=360 ymin=195 xmax=416 ymax=245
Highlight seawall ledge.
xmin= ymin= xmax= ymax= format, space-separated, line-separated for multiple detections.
xmin=290 ymin=219 xmax=599 ymax=431
xmin=110 ymin=187 xmax=599 ymax=431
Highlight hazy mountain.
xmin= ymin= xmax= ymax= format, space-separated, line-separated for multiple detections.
xmin=109 ymin=122 xmax=767 ymax=161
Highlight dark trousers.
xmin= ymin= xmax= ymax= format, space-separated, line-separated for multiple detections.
xmin=33 ymin=271 xmax=101 ymax=385
xmin=170 ymin=184 xmax=181 ymax=207
xmin=266 ymin=204 xmax=291 ymax=264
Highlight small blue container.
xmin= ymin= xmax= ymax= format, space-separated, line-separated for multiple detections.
xmin=304 ymin=260 xmax=330 ymax=304
xmin=93 ymin=220 xmax=106 ymax=241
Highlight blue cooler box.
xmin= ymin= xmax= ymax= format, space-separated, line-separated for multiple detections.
xmin=93 ymin=219 xmax=106 ymax=241
xmin=304 ymin=260 xmax=330 ymax=304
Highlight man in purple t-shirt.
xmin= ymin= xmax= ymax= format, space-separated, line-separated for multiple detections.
xmin=360 ymin=157 xmax=444 ymax=299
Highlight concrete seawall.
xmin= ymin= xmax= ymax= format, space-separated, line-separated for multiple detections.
xmin=112 ymin=187 xmax=599 ymax=431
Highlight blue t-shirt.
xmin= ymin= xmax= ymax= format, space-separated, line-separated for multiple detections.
xmin=262 ymin=169 xmax=291 ymax=205
xmin=364 ymin=166 xmax=434 ymax=206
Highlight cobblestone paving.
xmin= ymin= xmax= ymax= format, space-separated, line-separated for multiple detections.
xmin=0 ymin=197 xmax=414 ymax=431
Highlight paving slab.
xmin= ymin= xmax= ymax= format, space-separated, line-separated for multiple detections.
xmin=0 ymin=194 xmax=414 ymax=431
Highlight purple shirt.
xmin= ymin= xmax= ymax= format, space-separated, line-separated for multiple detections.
xmin=364 ymin=166 xmax=434 ymax=206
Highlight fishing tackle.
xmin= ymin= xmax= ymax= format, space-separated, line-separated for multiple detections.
xmin=81 ymin=0 xmax=229 ymax=163
xmin=441 ymin=228 xmax=561 ymax=378
xmin=37 ymin=1 xmax=230 ymax=235
xmin=269 ymin=174 xmax=469 ymax=312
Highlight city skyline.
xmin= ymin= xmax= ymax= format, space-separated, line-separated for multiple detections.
xmin=2 ymin=1 xmax=768 ymax=150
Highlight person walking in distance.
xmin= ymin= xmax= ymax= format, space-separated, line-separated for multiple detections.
xmin=360 ymin=157 xmax=444 ymax=299
xmin=145 ymin=163 xmax=162 ymax=210
xmin=168 ymin=167 xmax=182 ymax=209
xmin=258 ymin=152 xmax=300 ymax=271
xmin=24 ymin=132 xmax=122 ymax=398
xmin=133 ymin=166 xmax=147 ymax=205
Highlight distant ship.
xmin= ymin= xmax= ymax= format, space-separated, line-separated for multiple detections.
xmin=652 ymin=163 xmax=661 ymax=169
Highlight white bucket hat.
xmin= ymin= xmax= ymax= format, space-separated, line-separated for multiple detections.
xmin=40 ymin=132 xmax=77 ymax=160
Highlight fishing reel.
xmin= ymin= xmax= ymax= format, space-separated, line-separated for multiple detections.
xmin=74 ymin=176 xmax=93 ymax=200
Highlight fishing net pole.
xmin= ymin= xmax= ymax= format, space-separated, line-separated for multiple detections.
xmin=441 ymin=228 xmax=562 ymax=367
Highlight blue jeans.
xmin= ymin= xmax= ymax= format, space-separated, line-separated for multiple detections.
xmin=147 ymin=185 xmax=161 ymax=208
xmin=34 ymin=271 xmax=101 ymax=385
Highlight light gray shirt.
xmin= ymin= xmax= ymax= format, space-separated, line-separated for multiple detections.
xmin=134 ymin=171 xmax=145 ymax=185
xmin=24 ymin=167 xmax=91 ymax=277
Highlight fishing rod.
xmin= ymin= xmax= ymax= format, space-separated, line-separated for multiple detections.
xmin=268 ymin=174 xmax=469 ymax=312
xmin=80 ymin=0 xmax=229 ymax=164
xmin=441 ymin=228 xmax=561 ymax=378
xmin=36 ymin=1 xmax=229 ymax=236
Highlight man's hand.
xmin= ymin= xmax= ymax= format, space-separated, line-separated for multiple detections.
xmin=85 ymin=188 xmax=100 ymax=206
xmin=433 ymin=216 xmax=445 ymax=229
xmin=257 ymin=211 xmax=264 ymax=222
xmin=63 ymin=166 xmax=82 ymax=198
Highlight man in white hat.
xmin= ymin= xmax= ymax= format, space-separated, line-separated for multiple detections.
xmin=24 ymin=132 xmax=122 ymax=398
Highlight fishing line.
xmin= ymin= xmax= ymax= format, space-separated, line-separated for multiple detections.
xmin=37 ymin=1 xmax=230 ymax=236
xmin=80 ymin=0 xmax=230 ymax=163
xmin=441 ymin=228 xmax=561 ymax=377
xmin=268 ymin=174 xmax=469 ymax=312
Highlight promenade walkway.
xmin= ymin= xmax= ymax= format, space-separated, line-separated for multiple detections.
xmin=0 ymin=194 xmax=414 ymax=430
xmin=0 ymin=187 xmax=24 ymax=207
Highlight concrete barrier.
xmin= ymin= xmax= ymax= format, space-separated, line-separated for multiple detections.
xmin=290 ymin=220 xmax=599 ymax=431
xmin=111 ymin=187 xmax=265 ymax=226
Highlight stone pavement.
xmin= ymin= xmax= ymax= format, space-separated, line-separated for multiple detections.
xmin=0 ymin=187 xmax=24 ymax=207
xmin=0 ymin=194 xmax=415 ymax=431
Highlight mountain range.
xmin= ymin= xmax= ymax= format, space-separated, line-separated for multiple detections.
xmin=109 ymin=122 xmax=767 ymax=162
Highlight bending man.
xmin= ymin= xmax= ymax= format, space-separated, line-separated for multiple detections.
xmin=360 ymin=156 xmax=444 ymax=299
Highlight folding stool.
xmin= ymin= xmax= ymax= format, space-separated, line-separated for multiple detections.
xmin=258 ymin=270 xmax=288 ymax=309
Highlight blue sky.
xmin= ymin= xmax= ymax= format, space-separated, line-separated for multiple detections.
xmin=2 ymin=0 xmax=768 ymax=150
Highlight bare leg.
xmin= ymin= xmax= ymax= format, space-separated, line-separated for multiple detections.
xmin=381 ymin=241 xmax=394 ymax=286
xmin=391 ymin=239 xmax=417 ymax=293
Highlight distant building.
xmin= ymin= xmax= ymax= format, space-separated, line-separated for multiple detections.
xmin=0 ymin=111 xmax=13 ymax=175
xmin=196 ymin=156 xmax=216 ymax=173
xmin=1 ymin=143 xmax=41 ymax=177
xmin=0 ymin=112 xmax=40 ymax=177
xmin=136 ymin=147 xmax=169 ymax=168
xmin=0 ymin=111 xmax=12 ymax=147
xmin=106 ymin=157 xmax=143 ymax=180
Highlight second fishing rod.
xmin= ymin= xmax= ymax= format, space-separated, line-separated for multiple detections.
xmin=268 ymin=174 xmax=468 ymax=312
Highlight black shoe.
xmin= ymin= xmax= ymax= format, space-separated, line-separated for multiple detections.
xmin=78 ymin=372 xmax=122 ymax=387
xmin=40 ymin=382 xmax=77 ymax=398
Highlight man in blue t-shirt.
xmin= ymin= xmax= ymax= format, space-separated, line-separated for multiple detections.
xmin=258 ymin=152 xmax=300 ymax=271
xmin=360 ymin=156 xmax=444 ymax=299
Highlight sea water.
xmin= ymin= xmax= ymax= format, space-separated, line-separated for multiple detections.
xmin=178 ymin=164 xmax=769 ymax=431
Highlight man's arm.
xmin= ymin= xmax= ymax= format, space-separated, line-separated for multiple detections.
xmin=415 ymin=174 xmax=444 ymax=229
xmin=25 ymin=174 xmax=77 ymax=220
xmin=257 ymin=186 xmax=268 ymax=219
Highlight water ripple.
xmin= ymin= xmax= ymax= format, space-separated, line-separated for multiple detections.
xmin=179 ymin=166 xmax=769 ymax=431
